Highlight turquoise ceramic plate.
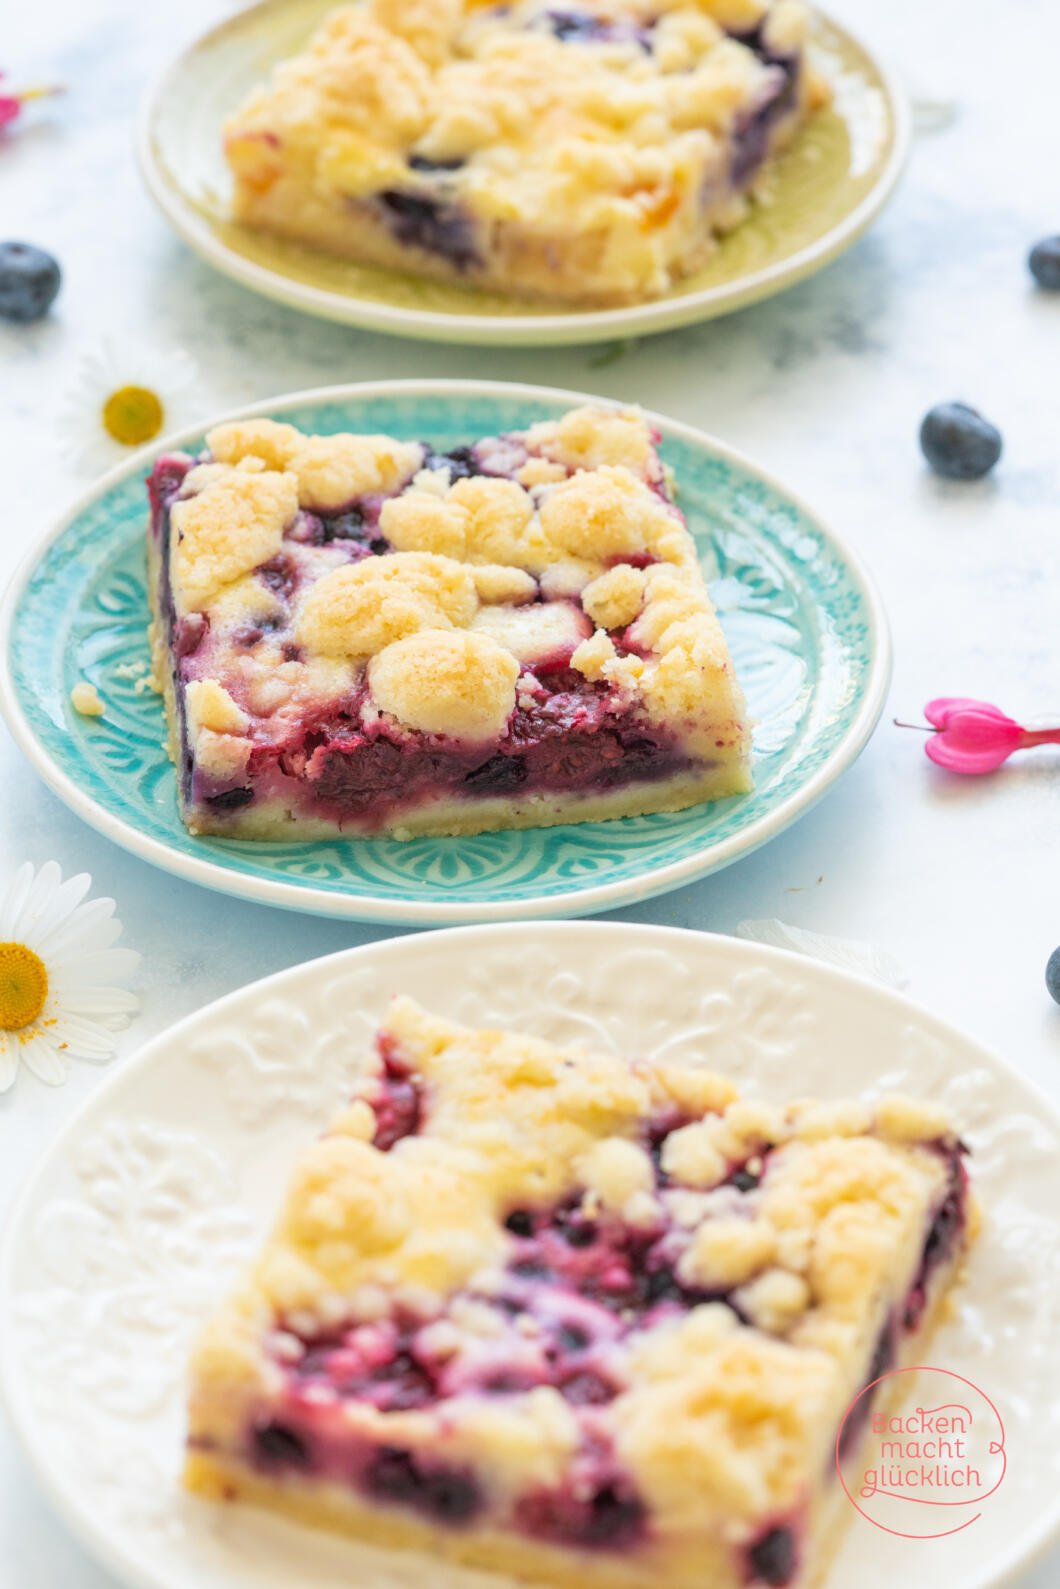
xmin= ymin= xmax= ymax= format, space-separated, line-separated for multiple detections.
xmin=0 ymin=381 xmax=889 ymax=923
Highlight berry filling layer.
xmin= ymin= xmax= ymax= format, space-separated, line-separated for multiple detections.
xmin=194 ymin=1111 xmax=968 ymax=1582
xmin=149 ymin=442 xmax=708 ymax=831
xmin=728 ymin=25 xmax=803 ymax=186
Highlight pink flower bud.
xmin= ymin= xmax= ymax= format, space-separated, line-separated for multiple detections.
xmin=922 ymin=698 xmax=1022 ymax=773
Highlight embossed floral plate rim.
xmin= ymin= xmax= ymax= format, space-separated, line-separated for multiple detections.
xmin=0 ymin=378 xmax=890 ymax=924
xmin=1 ymin=922 xmax=1060 ymax=1589
xmin=136 ymin=0 xmax=910 ymax=347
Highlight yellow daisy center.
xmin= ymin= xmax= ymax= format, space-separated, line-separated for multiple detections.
xmin=0 ymin=942 xmax=49 ymax=1031
xmin=102 ymin=385 xmax=165 ymax=447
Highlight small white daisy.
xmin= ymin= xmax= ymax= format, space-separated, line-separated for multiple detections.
xmin=60 ymin=336 xmax=198 ymax=473
xmin=0 ymin=861 xmax=140 ymax=1091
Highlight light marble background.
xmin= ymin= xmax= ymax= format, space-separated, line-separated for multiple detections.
xmin=1 ymin=0 xmax=1058 ymax=1584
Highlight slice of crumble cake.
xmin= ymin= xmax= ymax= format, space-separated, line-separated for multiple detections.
xmin=223 ymin=0 xmax=828 ymax=306
xmin=186 ymin=997 xmax=974 ymax=1588
xmin=147 ymin=403 xmax=752 ymax=840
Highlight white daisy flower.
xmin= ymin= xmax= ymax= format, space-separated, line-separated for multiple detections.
xmin=60 ymin=336 xmax=198 ymax=473
xmin=0 ymin=861 xmax=140 ymax=1092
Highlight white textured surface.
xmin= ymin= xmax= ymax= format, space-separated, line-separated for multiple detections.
xmin=1 ymin=0 xmax=1059 ymax=1584
xmin=4 ymin=925 xmax=1060 ymax=1589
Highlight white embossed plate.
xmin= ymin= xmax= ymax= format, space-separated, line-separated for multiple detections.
xmin=0 ymin=379 xmax=890 ymax=926
xmin=1 ymin=923 xmax=1059 ymax=1589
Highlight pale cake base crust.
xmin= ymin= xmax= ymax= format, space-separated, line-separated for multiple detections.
xmin=231 ymin=111 xmax=806 ymax=309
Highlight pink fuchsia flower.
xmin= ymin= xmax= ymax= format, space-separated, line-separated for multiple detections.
xmin=900 ymin=697 xmax=1060 ymax=775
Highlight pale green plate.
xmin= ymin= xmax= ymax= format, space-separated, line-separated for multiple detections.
xmin=138 ymin=2 xmax=909 ymax=347
xmin=0 ymin=381 xmax=890 ymax=923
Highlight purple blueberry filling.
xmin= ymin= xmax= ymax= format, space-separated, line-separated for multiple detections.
xmin=423 ymin=442 xmax=482 ymax=480
xmin=265 ymin=1281 xmax=647 ymax=1550
xmin=730 ymin=66 xmax=798 ymax=186
xmin=366 ymin=1448 xmax=483 ymax=1524
xmin=376 ymin=188 xmax=481 ymax=270
xmin=148 ymin=454 xmax=197 ymax=805
xmin=147 ymin=453 xmax=194 ymax=523
xmin=542 ymin=9 xmax=653 ymax=50
xmin=233 ymin=1131 xmax=969 ymax=1570
xmin=253 ymin=1420 xmax=312 ymax=1469
xmin=287 ymin=675 xmax=694 ymax=828
xmin=258 ymin=554 xmax=298 ymax=599
xmin=173 ymin=613 xmax=208 ymax=659
xmin=369 ymin=1036 xmax=424 ymax=1151
xmin=293 ymin=1320 xmax=438 ymax=1412
xmin=747 ymin=1525 xmax=797 ymax=1587
xmin=204 ymin=786 xmax=254 ymax=813
xmin=727 ymin=24 xmax=802 ymax=186
xmin=497 ymin=1193 xmax=739 ymax=1319
xmin=408 ymin=153 xmax=466 ymax=174
xmin=463 ymin=753 xmax=529 ymax=793
xmin=837 ymin=1317 xmax=896 ymax=1461
xmin=516 ymin=1475 xmax=647 ymax=1549
xmin=286 ymin=506 xmax=380 ymax=556
xmin=902 ymin=1148 xmax=969 ymax=1330
xmin=838 ymin=1144 xmax=969 ymax=1461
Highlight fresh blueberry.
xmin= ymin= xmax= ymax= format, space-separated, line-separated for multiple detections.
xmin=919 ymin=402 xmax=1002 ymax=481
xmin=0 ymin=241 xmax=62 ymax=323
xmin=1046 ymin=947 xmax=1060 ymax=1005
xmin=1029 ymin=236 xmax=1060 ymax=290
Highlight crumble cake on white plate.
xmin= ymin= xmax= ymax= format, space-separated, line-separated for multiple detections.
xmin=222 ymin=0 xmax=829 ymax=307
xmin=185 ymin=997 xmax=974 ymax=1589
xmin=147 ymin=403 xmax=752 ymax=841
